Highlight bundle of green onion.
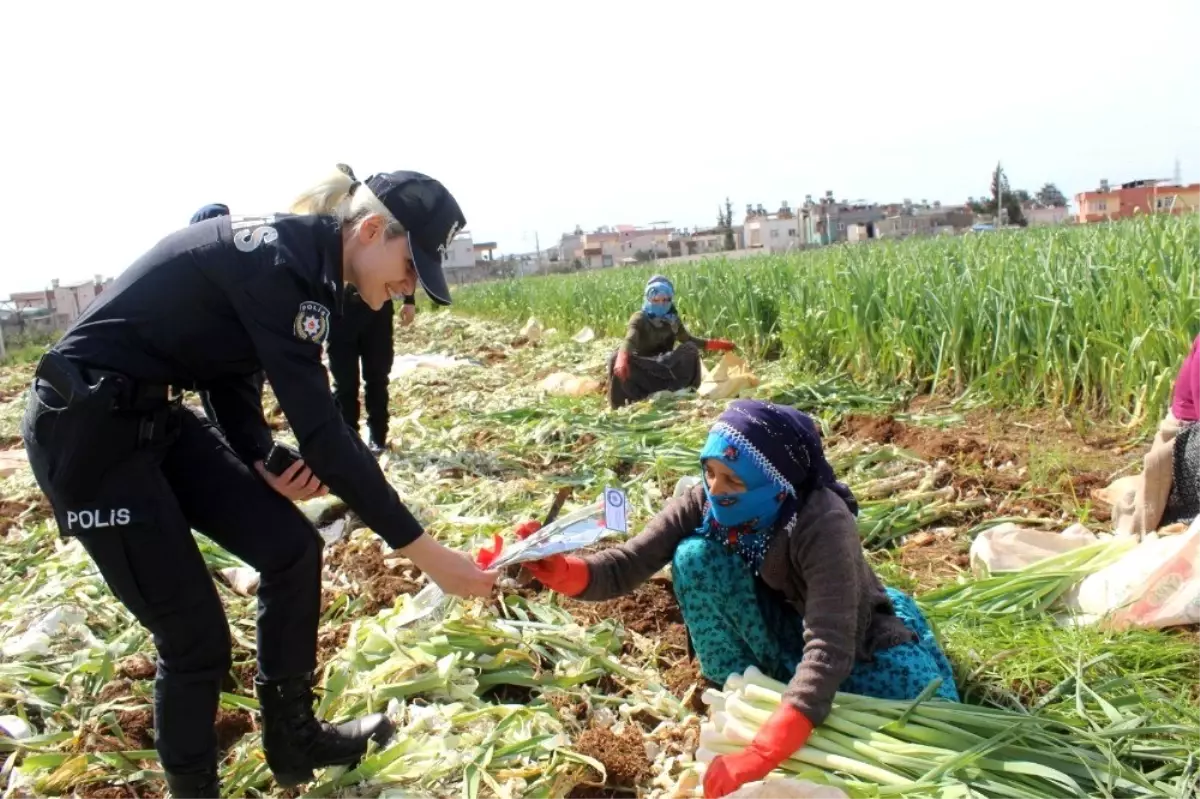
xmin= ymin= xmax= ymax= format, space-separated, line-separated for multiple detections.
xmin=698 ymin=667 xmax=1178 ymax=798
xmin=918 ymin=536 xmax=1138 ymax=618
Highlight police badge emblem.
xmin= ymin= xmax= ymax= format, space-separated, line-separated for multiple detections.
xmin=294 ymin=301 xmax=330 ymax=344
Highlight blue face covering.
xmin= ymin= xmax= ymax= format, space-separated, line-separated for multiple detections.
xmin=697 ymin=431 xmax=789 ymax=571
xmin=643 ymin=280 xmax=675 ymax=319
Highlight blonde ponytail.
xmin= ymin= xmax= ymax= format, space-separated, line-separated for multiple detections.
xmin=290 ymin=167 xmax=358 ymax=216
xmin=290 ymin=165 xmax=408 ymax=240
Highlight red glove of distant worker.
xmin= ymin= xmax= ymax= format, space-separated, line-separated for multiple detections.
xmin=705 ymin=339 xmax=736 ymax=352
xmin=703 ymin=703 xmax=814 ymax=798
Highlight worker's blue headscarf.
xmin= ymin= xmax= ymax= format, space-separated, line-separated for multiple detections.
xmin=696 ymin=400 xmax=858 ymax=573
xmin=643 ymin=275 xmax=676 ymax=320
xmin=190 ymin=203 xmax=230 ymax=224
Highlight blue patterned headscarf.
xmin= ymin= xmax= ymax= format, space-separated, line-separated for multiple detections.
xmin=696 ymin=400 xmax=858 ymax=573
xmin=643 ymin=275 xmax=676 ymax=321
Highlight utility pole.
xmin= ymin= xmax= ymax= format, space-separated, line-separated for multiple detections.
xmin=534 ymin=231 xmax=542 ymax=274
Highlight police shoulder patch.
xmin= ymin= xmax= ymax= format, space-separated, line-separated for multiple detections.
xmin=294 ymin=301 xmax=330 ymax=344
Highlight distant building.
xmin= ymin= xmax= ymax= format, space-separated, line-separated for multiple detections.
xmin=439 ymin=231 xmax=501 ymax=285
xmin=1023 ymin=205 xmax=1072 ymax=226
xmin=616 ymin=225 xmax=673 ymax=260
xmin=799 ymin=194 xmax=887 ymax=245
xmin=743 ymin=203 xmax=801 ymax=253
xmin=1074 ymin=178 xmax=1200 ymax=224
xmin=874 ymin=201 xmax=973 ymax=239
xmin=8 ymin=275 xmax=113 ymax=329
xmin=668 ymin=226 xmax=742 ymax=257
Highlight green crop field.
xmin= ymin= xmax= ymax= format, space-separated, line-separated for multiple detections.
xmin=0 ymin=222 xmax=1197 ymax=798
xmin=456 ymin=215 xmax=1200 ymax=424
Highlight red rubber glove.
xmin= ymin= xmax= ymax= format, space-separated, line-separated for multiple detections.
xmin=705 ymin=339 xmax=736 ymax=352
xmin=524 ymin=555 xmax=590 ymax=597
xmin=477 ymin=521 xmax=543 ymax=568
xmin=703 ymin=703 xmax=813 ymax=798
xmin=475 ymin=534 xmax=505 ymax=568
xmin=514 ymin=520 xmax=541 ymax=540
xmin=614 ymin=349 xmax=631 ymax=381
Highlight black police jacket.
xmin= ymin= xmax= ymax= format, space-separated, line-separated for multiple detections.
xmin=54 ymin=213 xmax=423 ymax=549
xmin=329 ymin=286 xmax=395 ymax=344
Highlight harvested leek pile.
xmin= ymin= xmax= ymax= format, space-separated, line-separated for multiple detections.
xmin=700 ymin=667 xmax=1195 ymax=798
xmin=0 ymin=312 xmax=1196 ymax=798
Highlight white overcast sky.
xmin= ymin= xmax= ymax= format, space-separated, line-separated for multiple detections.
xmin=1 ymin=0 xmax=1197 ymax=295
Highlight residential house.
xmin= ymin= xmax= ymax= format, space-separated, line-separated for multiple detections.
xmin=667 ymin=226 xmax=743 ymax=257
xmin=797 ymin=194 xmax=887 ymax=245
xmin=743 ymin=203 xmax=801 ymax=252
xmin=440 ymin=232 xmax=502 ymax=285
xmin=8 ymin=275 xmax=113 ymax=330
xmin=1023 ymin=205 xmax=1072 ymax=226
xmin=1074 ymin=179 xmax=1200 ymax=224
xmin=875 ymin=201 xmax=973 ymax=239
xmin=616 ymin=225 xmax=673 ymax=261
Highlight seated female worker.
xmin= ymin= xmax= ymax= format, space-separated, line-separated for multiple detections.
xmin=521 ymin=399 xmax=959 ymax=798
xmin=607 ymin=275 xmax=734 ymax=409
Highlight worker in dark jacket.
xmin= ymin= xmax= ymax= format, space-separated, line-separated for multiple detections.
xmin=21 ymin=167 xmax=496 ymax=797
xmin=608 ymin=275 xmax=735 ymax=409
xmin=327 ymin=289 xmax=414 ymax=455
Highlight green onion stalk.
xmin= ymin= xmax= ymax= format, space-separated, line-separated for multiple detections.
xmin=918 ymin=536 xmax=1138 ymax=619
xmin=698 ymin=667 xmax=1180 ymax=798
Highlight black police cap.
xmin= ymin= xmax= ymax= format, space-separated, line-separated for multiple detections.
xmin=364 ymin=171 xmax=466 ymax=306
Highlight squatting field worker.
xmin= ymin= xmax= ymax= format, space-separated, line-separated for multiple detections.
xmin=20 ymin=167 xmax=498 ymax=797
xmin=608 ymin=275 xmax=735 ymax=409
xmin=523 ymin=399 xmax=960 ymax=798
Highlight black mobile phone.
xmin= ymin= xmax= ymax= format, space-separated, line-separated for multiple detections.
xmin=264 ymin=442 xmax=301 ymax=476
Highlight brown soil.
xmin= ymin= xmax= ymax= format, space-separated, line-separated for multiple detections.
xmin=316 ymin=623 xmax=351 ymax=671
xmin=896 ymin=534 xmax=971 ymax=593
xmin=563 ymin=578 xmax=687 ymax=653
xmin=97 ymin=679 xmax=134 ymax=703
xmin=573 ymin=724 xmax=650 ymax=787
xmin=233 ymin=662 xmax=257 ymax=694
xmin=841 ymin=414 xmax=1017 ymax=467
xmin=215 ymin=709 xmax=255 ymax=753
xmin=116 ymin=654 xmax=157 ymax=681
xmin=0 ymin=494 xmax=54 ymax=533
xmin=78 ymin=709 xmax=156 ymax=753
xmin=325 ymin=537 xmax=423 ymax=615
xmin=663 ymin=659 xmax=707 ymax=714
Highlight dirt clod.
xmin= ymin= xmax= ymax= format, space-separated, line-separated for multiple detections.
xmin=97 ymin=679 xmax=134 ymax=703
xmin=215 ymin=709 xmax=255 ymax=752
xmin=117 ymin=654 xmax=157 ymax=681
xmin=564 ymin=578 xmax=687 ymax=653
xmin=325 ymin=537 xmax=423 ymax=615
xmin=574 ymin=724 xmax=650 ymax=786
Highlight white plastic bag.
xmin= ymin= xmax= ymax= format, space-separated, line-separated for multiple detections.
xmin=969 ymin=522 xmax=1098 ymax=577
xmin=1065 ymin=518 xmax=1200 ymax=630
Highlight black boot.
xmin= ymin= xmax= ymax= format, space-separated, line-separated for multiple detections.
xmin=256 ymin=674 xmax=395 ymax=788
xmin=367 ymin=431 xmax=388 ymax=458
xmin=164 ymin=768 xmax=219 ymax=798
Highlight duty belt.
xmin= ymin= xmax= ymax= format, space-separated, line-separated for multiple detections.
xmin=34 ymin=350 xmax=184 ymax=413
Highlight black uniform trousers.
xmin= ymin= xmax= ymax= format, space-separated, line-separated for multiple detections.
xmin=21 ymin=375 xmax=321 ymax=775
xmin=327 ymin=301 xmax=394 ymax=444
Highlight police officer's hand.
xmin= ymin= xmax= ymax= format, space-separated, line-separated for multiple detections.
xmin=254 ymin=459 xmax=329 ymax=501
xmin=400 ymin=303 xmax=416 ymax=327
xmin=403 ymin=534 xmax=499 ymax=598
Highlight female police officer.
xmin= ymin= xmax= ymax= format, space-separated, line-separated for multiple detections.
xmin=21 ymin=167 xmax=496 ymax=797
xmin=317 ymin=167 xmax=416 ymax=457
